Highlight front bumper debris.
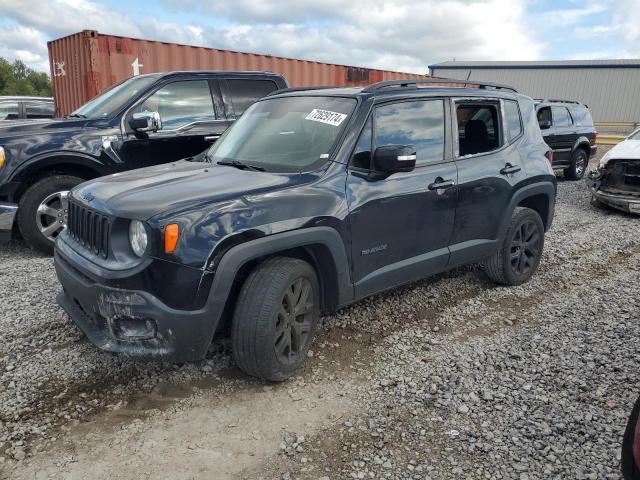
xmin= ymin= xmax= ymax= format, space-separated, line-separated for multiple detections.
xmin=587 ymin=168 xmax=640 ymax=215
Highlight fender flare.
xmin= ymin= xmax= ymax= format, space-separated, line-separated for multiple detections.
xmin=9 ymin=152 xmax=108 ymax=183
xmin=498 ymin=181 xmax=557 ymax=237
xmin=572 ymin=136 xmax=592 ymax=155
xmin=204 ymin=227 xmax=354 ymax=319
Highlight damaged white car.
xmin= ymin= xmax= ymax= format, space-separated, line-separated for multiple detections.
xmin=587 ymin=129 xmax=640 ymax=214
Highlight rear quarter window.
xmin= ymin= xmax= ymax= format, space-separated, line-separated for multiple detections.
xmin=568 ymin=105 xmax=593 ymax=127
xmin=504 ymin=100 xmax=523 ymax=142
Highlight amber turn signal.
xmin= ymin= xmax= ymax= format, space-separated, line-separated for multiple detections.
xmin=164 ymin=223 xmax=179 ymax=253
xmin=0 ymin=147 xmax=5 ymax=168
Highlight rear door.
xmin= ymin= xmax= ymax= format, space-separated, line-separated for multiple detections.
xmin=346 ymin=97 xmax=457 ymax=298
xmin=450 ymin=97 xmax=528 ymax=265
xmin=221 ymin=78 xmax=283 ymax=120
xmin=119 ymin=78 xmax=223 ymax=169
xmin=550 ymin=105 xmax=574 ymax=162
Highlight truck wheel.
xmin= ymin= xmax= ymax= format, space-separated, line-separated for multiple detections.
xmin=17 ymin=175 xmax=84 ymax=254
xmin=565 ymin=148 xmax=588 ymax=180
xmin=231 ymin=257 xmax=320 ymax=382
xmin=483 ymin=207 xmax=545 ymax=286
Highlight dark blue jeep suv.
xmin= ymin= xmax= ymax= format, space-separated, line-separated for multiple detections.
xmin=54 ymin=78 xmax=556 ymax=381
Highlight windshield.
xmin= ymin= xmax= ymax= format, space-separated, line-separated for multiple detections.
xmin=629 ymin=129 xmax=640 ymax=140
xmin=207 ymin=96 xmax=357 ymax=172
xmin=72 ymin=75 xmax=160 ymax=119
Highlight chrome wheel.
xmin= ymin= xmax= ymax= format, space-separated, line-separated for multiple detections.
xmin=509 ymin=220 xmax=541 ymax=277
xmin=274 ymin=276 xmax=314 ymax=365
xmin=35 ymin=190 xmax=69 ymax=243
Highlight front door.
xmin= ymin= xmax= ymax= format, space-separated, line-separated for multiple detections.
xmin=346 ymin=98 xmax=457 ymax=299
xmin=117 ymin=78 xmax=229 ymax=170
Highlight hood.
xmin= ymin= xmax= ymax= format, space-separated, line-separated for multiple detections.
xmin=72 ymin=160 xmax=314 ymax=220
xmin=600 ymin=139 xmax=640 ymax=168
xmin=0 ymin=117 xmax=92 ymax=139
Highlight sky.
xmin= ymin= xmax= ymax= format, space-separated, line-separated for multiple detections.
xmin=0 ymin=0 xmax=638 ymax=75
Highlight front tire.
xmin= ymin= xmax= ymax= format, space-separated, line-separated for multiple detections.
xmin=231 ymin=257 xmax=320 ymax=382
xmin=17 ymin=175 xmax=84 ymax=254
xmin=565 ymin=148 xmax=588 ymax=180
xmin=483 ymin=207 xmax=545 ymax=286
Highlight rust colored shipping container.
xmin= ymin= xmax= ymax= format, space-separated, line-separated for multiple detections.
xmin=48 ymin=30 xmax=428 ymax=117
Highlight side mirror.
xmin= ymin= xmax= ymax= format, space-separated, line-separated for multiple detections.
xmin=129 ymin=111 xmax=162 ymax=133
xmin=373 ymin=145 xmax=416 ymax=173
xmin=539 ymin=120 xmax=552 ymax=130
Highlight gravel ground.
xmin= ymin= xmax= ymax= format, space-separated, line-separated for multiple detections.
xmin=2 ymin=145 xmax=640 ymax=479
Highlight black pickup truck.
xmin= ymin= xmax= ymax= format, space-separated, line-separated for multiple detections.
xmin=0 ymin=71 xmax=287 ymax=252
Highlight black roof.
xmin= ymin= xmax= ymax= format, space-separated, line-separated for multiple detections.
xmin=139 ymin=70 xmax=284 ymax=79
xmin=267 ymin=78 xmax=517 ymax=98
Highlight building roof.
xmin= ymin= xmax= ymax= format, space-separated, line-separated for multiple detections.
xmin=429 ymin=59 xmax=640 ymax=69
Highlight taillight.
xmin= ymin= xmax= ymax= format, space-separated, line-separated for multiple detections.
xmin=545 ymin=150 xmax=553 ymax=165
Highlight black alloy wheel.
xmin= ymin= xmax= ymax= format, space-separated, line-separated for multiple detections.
xmin=509 ymin=219 xmax=541 ymax=277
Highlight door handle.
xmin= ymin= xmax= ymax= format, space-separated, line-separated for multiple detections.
xmin=428 ymin=177 xmax=456 ymax=190
xmin=500 ymin=163 xmax=522 ymax=175
xmin=204 ymin=135 xmax=221 ymax=142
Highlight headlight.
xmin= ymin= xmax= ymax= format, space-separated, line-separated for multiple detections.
xmin=0 ymin=146 xmax=5 ymax=168
xmin=129 ymin=220 xmax=148 ymax=257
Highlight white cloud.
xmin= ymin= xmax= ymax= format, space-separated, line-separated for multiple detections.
xmin=200 ymin=0 xmax=543 ymax=72
xmin=0 ymin=25 xmax=49 ymax=71
xmin=1 ymin=0 xmax=543 ymax=74
xmin=613 ymin=0 xmax=640 ymax=44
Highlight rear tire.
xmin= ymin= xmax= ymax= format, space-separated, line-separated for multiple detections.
xmin=483 ymin=207 xmax=545 ymax=286
xmin=564 ymin=148 xmax=588 ymax=180
xmin=17 ymin=175 xmax=84 ymax=255
xmin=231 ymin=257 xmax=320 ymax=382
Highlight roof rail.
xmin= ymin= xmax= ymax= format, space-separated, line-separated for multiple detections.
xmin=535 ymin=98 xmax=582 ymax=105
xmin=266 ymin=86 xmax=339 ymax=97
xmin=361 ymin=78 xmax=518 ymax=93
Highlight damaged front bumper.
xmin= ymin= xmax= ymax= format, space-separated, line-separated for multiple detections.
xmin=54 ymin=244 xmax=225 ymax=363
xmin=587 ymin=168 xmax=640 ymax=215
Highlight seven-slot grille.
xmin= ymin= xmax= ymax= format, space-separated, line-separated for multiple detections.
xmin=67 ymin=200 xmax=111 ymax=257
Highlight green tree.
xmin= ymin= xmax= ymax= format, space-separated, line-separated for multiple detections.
xmin=0 ymin=58 xmax=52 ymax=96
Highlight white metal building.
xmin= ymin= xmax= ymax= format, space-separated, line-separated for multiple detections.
xmin=428 ymin=60 xmax=640 ymax=123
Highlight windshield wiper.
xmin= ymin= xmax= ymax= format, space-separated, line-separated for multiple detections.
xmin=67 ymin=113 xmax=87 ymax=118
xmin=217 ymin=160 xmax=265 ymax=172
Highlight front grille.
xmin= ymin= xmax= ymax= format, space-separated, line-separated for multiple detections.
xmin=67 ymin=200 xmax=111 ymax=258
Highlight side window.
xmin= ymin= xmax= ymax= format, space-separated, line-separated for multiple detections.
xmin=135 ymin=80 xmax=215 ymax=130
xmin=351 ymin=116 xmax=372 ymax=169
xmin=374 ymin=100 xmax=445 ymax=165
xmin=504 ymin=100 xmax=522 ymax=142
xmin=537 ymin=107 xmax=551 ymax=125
xmin=0 ymin=102 xmax=19 ymax=120
xmin=456 ymin=103 xmax=501 ymax=156
xmin=551 ymin=106 xmax=571 ymax=127
xmin=25 ymin=102 xmax=55 ymax=119
xmin=227 ymin=79 xmax=279 ymax=116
